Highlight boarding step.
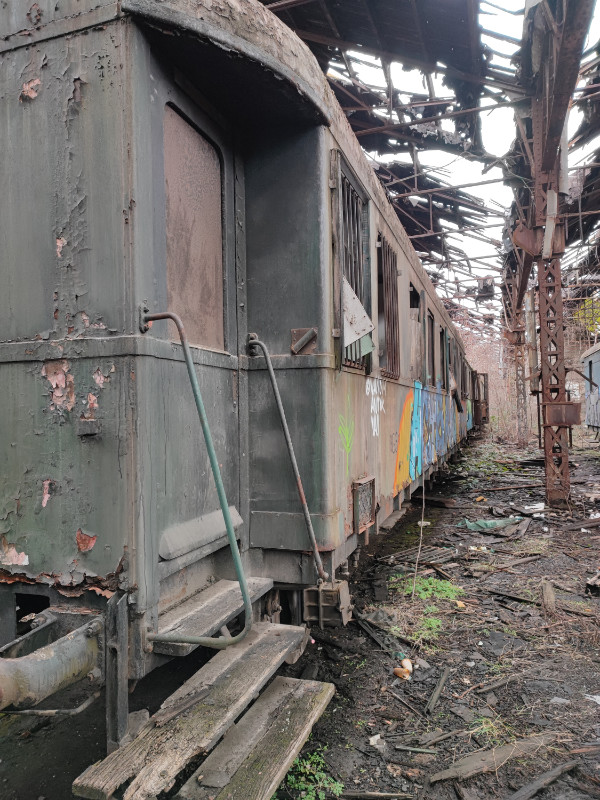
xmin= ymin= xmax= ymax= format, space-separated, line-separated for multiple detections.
xmin=176 ymin=676 xmax=335 ymax=800
xmin=154 ymin=577 xmax=274 ymax=657
xmin=72 ymin=622 xmax=308 ymax=800
xmin=379 ymin=508 xmax=407 ymax=531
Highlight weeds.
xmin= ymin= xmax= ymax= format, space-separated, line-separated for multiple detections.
xmin=274 ymin=748 xmax=343 ymax=800
xmin=470 ymin=714 xmax=517 ymax=747
xmin=389 ymin=575 xmax=465 ymax=601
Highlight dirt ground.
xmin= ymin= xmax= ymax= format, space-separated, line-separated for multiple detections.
xmin=1 ymin=433 xmax=600 ymax=800
xmin=276 ymin=433 xmax=600 ymax=799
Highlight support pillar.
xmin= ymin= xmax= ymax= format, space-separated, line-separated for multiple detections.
xmin=514 ymin=310 xmax=528 ymax=447
xmin=537 ymin=256 xmax=570 ymax=505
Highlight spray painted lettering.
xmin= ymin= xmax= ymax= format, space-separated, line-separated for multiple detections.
xmin=366 ymin=377 xmax=386 ymax=437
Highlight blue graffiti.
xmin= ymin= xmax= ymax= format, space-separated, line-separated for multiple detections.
xmin=409 ymin=381 xmax=467 ymax=480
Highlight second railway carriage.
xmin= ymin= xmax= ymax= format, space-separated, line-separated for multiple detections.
xmin=0 ymin=0 xmax=487 ymax=761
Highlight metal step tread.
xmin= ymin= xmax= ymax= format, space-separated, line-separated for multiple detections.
xmin=154 ymin=577 xmax=274 ymax=657
xmin=176 ymin=676 xmax=335 ymax=800
xmin=72 ymin=623 xmax=307 ymax=800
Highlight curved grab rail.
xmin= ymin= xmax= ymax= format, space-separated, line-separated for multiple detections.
xmin=247 ymin=333 xmax=329 ymax=582
xmin=141 ymin=310 xmax=252 ymax=650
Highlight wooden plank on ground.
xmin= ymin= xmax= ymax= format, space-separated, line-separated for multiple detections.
xmin=502 ymin=760 xmax=578 ymax=800
xmin=72 ymin=623 xmax=305 ymax=800
xmin=177 ymin=677 xmax=335 ymax=799
xmin=429 ymin=733 xmax=557 ymax=783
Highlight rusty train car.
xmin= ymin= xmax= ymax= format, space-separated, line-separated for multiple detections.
xmin=0 ymin=0 xmax=487 ymax=783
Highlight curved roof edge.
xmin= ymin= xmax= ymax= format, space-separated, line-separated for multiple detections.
xmin=122 ymin=0 xmax=465 ymax=350
xmin=121 ymin=0 xmax=332 ymax=126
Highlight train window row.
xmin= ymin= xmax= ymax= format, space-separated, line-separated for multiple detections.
xmin=338 ymin=160 xmax=469 ymax=397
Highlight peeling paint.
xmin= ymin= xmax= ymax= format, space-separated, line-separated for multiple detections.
xmin=0 ymin=536 xmax=29 ymax=566
xmin=26 ymin=3 xmax=42 ymax=24
xmin=41 ymin=359 xmax=75 ymax=411
xmin=82 ymin=393 xmax=98 ymax=421
xmin=92 ymin=367 xmax=112 ymax=387
xmin=56 ymin=236 xmax=67 ymax=257
xmin=76 ymin=528 xmax=97 ymax=552
xmin=41 ymin=479 xmax=55 ymax=508
xmin=20 ymin=78 xmax=41 ymax=101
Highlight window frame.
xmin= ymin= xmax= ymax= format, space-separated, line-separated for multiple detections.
xmin=340 ymin=162 xmax=371 ymax=370
xmin=377 ymin=233 xmax=400 ymax=380
xmin=440 ymin=326 xmax=448 ymax=390
xmin=427 ymin=310 xmax=435 ymax=387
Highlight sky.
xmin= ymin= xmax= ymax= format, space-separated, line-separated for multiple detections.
xmin=339 ymin=0 xmax=600 ymax=328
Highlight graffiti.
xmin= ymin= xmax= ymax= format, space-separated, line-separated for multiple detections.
xmin=393 ymin=381 xmax=469 ymax=494
xmin=338 ymin=395 xmax=354 ymax=478
xmin=393 ymin=390 xmax=414 ymax=493
xmin=366 ymin=377 xmax=386 ymax=437
xmin=389 ymin=431 xmax=399 ymax=454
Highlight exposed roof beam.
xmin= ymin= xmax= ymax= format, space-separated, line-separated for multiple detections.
xmin=542 ymin=0 xmax=595 ymax=172
xmin=293 ymin=29 xmax=524 ymax=93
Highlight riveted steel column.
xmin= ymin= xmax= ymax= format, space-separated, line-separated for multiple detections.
xmin=538 ymin=256 xmax=570 ymax=504
xmin=514 ymin=310 xmax=528 ymax=447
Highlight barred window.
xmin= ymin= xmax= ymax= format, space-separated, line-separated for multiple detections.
xmin=377 ymin=235 xmax=400 ymax=379
xmin=440 ymin=327 xmax=447 ymax=389
xmin=342 ymin=174 xmax=370 ymax=367
xmin=427 ymin=311 xmax=435 ymax=386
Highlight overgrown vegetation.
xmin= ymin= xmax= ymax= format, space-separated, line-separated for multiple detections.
xmin=389 ymin=575 xmax=464 ymax=601
xmin=274 ymin=748 xmax=344 ymax=800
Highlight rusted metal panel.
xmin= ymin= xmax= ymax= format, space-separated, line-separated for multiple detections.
xmin=544 ymin=402 xmax=581 ymax=427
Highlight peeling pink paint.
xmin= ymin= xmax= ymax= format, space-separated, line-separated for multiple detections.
xmin=76 ymin=529 xmax=97 ymax=552
xmin=41 ymin=479 xmax=54 ymax=508
xmin=87 ymin=393 xmax=98 ymax=410
xmin=81 ymin=393 xmax=98 ymax=421
xmin=92 ymin=368 xmax=108 ymax=387
xmin=42 ymin=360 xmax=75 ymax=411
xmin=56 ymin=236 xmax=67 ymax=257
xmin=0 ymin=536 xmax=29 ymax=566
xmin=20 ymin=78 xmax=41 ymax=101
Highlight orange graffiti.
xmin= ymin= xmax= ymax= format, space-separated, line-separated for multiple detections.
xmin=393 ymin=390 xmax=414 ymax=494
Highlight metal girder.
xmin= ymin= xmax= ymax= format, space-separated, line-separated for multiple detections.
xmin=541 ymin=0 xmax=596 ymax=172
xmin=514 ymin=310 xmax=529 ymax=447
xmin=538 ymin=256 xmax=570 ymax=505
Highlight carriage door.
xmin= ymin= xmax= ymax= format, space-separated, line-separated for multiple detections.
xmin=160 ymin=103 xmax=242 ymax=568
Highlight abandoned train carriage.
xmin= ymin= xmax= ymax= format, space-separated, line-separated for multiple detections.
xmin=0 ymin=0 xmax=484 ymax=768
xmin=582 ymin=342 xmax=600 ymax=431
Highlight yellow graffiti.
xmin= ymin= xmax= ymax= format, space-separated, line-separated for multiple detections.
xmin=393 ymin=390 xmax=414 ymax=493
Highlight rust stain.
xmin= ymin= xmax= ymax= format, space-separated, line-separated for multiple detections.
xmin=86 ymin=585 xmax=114 ymax=599
xmin=20 ymin=78 xmax=41 ymax=101
xmin=41 ymin=360 xmax=75 ymax=411
xmin=296 ymin=478 xmax=307 ymax=506
xmin=26 ymin=3 xmax=42 ymax=24
xmin=56 ymin=236 xmax=67 ymax=257
xmin=0 ymin=536 xmax=29 ymax=566
xmin=41 ymin=479 xmax=55 ymax=508
xmin=76 ymin=529 xmax=97 ymax=552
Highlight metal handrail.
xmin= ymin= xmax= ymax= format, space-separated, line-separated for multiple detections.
xmin=141 ymin=310 xmax=252 ymax=650
xmin=247 ymin=333 xmax=329 ymax=582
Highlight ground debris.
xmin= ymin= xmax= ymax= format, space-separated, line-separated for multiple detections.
xmin=429 ymin=733 xmax=558 ymax=783
xmin=501 ymin=759 xmax=578 ymax=800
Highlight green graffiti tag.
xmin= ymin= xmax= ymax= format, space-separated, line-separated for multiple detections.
xmin=338 ymin=397 xmax=354 ymax=478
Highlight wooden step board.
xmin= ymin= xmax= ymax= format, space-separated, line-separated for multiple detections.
xmin=154 ymin=577 xmax=274 ymax=657
xmin=176 ymin=677 xmax=335 ymax=800
xmin=72 ymin=623 xmax=307 ymax=800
